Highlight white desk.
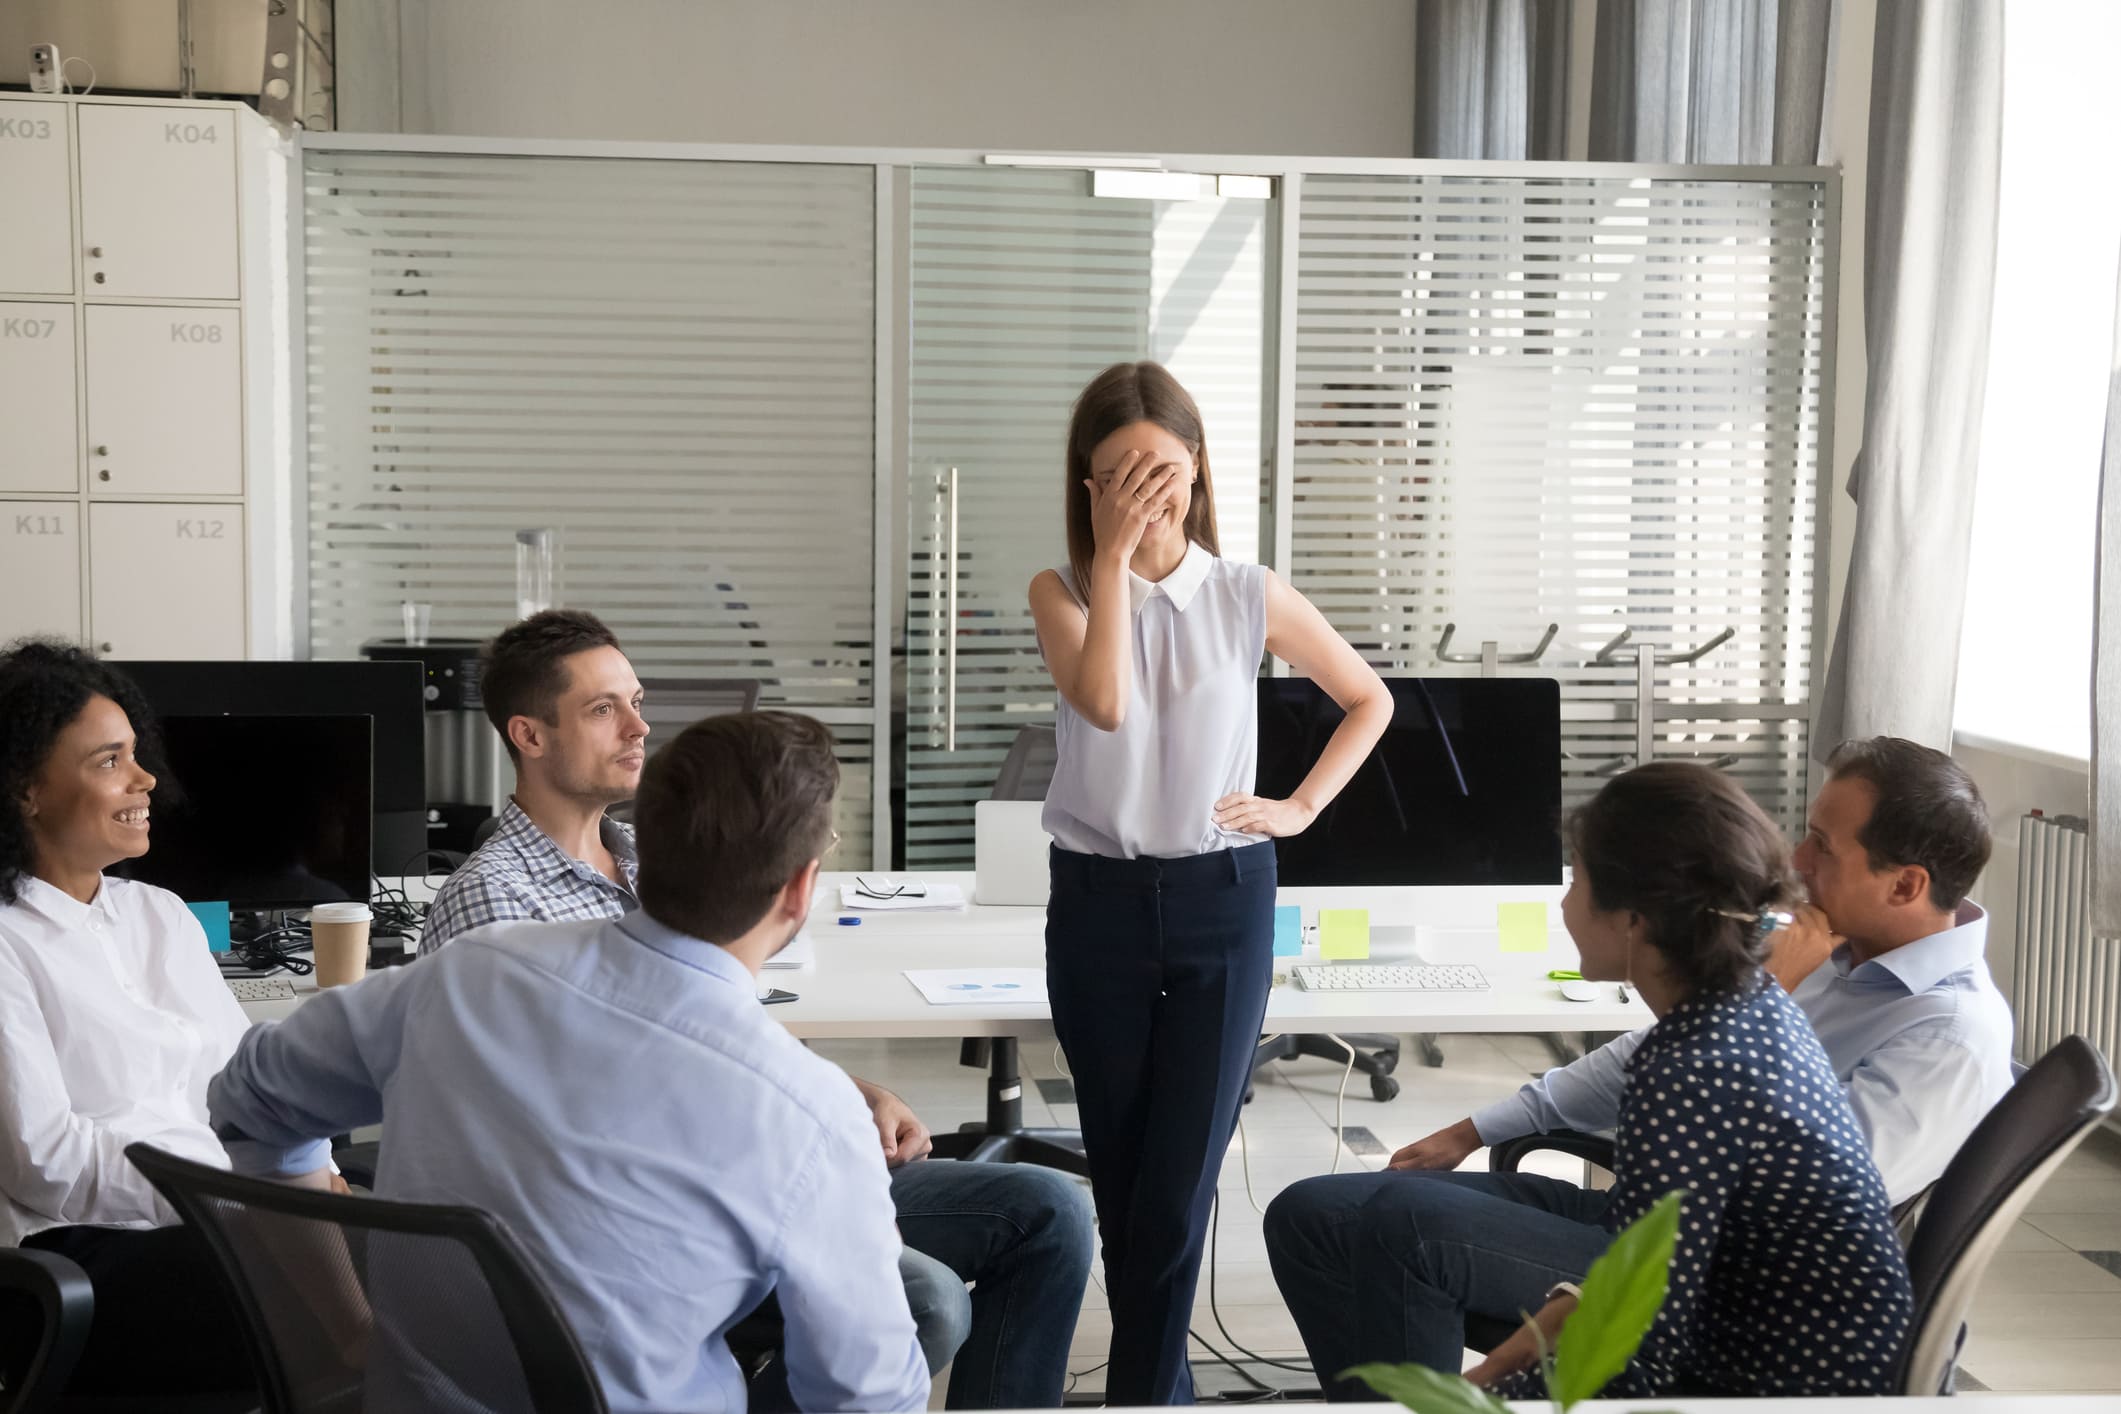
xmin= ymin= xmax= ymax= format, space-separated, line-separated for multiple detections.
xmin=775 ymin=872 xmax=1647 ymax=1039
xmin=239 ymin=870 xmax=1649 ymax=1039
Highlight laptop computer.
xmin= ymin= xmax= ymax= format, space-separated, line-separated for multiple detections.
xmin=974 ymin=799 xmax=1053 ymax=906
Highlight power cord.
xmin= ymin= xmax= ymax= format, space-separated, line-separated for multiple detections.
xmin=219 ymin=917 xmax=314 ymax=976
xmin=368 ymin=872 xmax=426 ymax=942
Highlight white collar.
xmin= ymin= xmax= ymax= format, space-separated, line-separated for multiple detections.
xmin=16 ymin=872 xmax=118 ymax=929
xmin=1126 ymin=542 xmax=1214 ymax=615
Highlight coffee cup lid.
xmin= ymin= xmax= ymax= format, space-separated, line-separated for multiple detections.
xmin=310 ymin=903 xmax=374 ymax=924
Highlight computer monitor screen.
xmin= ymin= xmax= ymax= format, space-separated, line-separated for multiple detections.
xmin=115 ymin=715 xmax=373 ymax=909
xmin=113 ymin=660 xmax=424 ymax=874
xmin=1255 ymin=677 xmax=1562 ymax=887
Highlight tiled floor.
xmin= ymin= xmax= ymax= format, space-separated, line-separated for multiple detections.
xmin=812 ymin=1030 xmax=2121 ymax=1405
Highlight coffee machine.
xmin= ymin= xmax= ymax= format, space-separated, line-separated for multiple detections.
xmin=360 ymin=638 xmax=505 ymax=856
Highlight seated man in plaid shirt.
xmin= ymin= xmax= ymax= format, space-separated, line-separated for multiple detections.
xmin=422 ymin=610 xmax=1092 ymax=1412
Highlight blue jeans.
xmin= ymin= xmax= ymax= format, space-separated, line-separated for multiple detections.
xmin=1047 ymin=842 xmax=1278 ymax=1406
xmin=1264 ymin=1169 xmax=1614 ymax=1400
xmin=894 ymin=1157 xmax=1095 ymax=1410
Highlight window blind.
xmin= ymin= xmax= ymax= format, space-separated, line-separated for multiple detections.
xmin=1289 ymin=171 xmax=1830 ymax=828
xmin=302 ymin=152 xmax=881 ymax=856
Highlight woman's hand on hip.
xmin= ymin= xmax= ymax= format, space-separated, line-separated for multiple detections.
xmin=1212 ymin=793 xmax=1317 ymax=838
xmin=1087 ymin=450 xmax=1183 ymax=561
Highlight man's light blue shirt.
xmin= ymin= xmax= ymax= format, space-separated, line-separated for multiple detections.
xmin=209 ymin=912 xmax=928 ymax=1413
xmin=1471 ymin=903 xmax=2013 ymax=1205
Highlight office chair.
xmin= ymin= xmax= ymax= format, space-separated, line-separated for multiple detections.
xmin=125 ymin=1143 xmax=608 ymax=1414
xmin=0 ymin=1245 xmax=257 ymax=1414
xmin=989 ymin=725 xmax=1057 ymax=802
xmin=0 ymin=1244 xmax=91 ymax=1414
xmin=1894 ymin=1035 xmax=2115 ymax=1394
xmin=927 ymin=724 xmax=1088 ymax=1175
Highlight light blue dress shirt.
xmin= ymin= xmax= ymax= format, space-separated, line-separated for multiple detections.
xmin=1471 ymin=903 xmax=2014 ymax=1205
xmin=209 ymin=912 xmax=928 ymax=1414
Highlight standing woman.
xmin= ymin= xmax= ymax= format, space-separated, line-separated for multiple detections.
xmin=1030 ymin=362 xmax=1391 ymax=1405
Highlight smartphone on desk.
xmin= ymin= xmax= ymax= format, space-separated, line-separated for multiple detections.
xmin=760 ymin=988 xmax=799 ymax=1006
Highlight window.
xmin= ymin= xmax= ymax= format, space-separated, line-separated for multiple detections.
xmin=1953 ymin=4 xmax=2121 ymax=764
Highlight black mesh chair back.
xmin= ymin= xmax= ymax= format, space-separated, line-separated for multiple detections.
xmin=1895 ymin=1035 xmax=2116 ymax=1394
xmin=991 ymin=725 xmax=1058 ymax=801
xmin=127 ymin=1144 xmax=607 ymax=1414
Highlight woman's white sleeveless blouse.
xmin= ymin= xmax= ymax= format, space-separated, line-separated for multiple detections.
xmin=1041 ymin=543 xmax=1269 ymax=859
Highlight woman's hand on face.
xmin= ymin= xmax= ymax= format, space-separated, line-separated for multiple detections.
xmin=1086 ymin=450 xmax=1184 ymax=562
xmin=1212 ymin=793 xmax=1317 ymax=839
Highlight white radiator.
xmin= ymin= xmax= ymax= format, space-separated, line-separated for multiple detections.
xmin=2012 ymin=814 xmax=2121 ymax=1068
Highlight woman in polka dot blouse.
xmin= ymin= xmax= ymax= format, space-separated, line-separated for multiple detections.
xmin=1473 ymin=762 xmax=1916 ymax=1400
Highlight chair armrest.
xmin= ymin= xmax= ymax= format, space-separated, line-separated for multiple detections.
xmin=1488 ymin=1128 xmax=1617 ymax=1174
xmin=0 ymin=1245 xmax=95 ymax=1414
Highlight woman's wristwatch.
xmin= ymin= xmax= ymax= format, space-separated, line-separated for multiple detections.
xmin=1544 ymin=1281 xmax=1583 ymax=1305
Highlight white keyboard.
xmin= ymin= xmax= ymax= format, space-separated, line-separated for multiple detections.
xmin=1293 ymin=963 xmax=1490 ymax=992
xmin=225 ymin=977 xmax=298 ymax=1003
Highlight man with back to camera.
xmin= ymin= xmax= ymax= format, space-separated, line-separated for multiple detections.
xmin=421 ymin=610 xmax=1093 ymax=1410
xmin=210 ymin=711 xmax=927 ymax=1411
xmin=1263 ymin=736 xmax=2014 ymax=1391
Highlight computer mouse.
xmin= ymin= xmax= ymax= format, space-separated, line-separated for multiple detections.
xmin=1559 ymin=979 xmax=1602 ymax=1003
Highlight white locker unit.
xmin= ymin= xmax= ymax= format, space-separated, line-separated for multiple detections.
xmin=0 ymin=101 xmax=74 ymax=295
xmin=0 ymin=502 xmax=84 ymax=643
xmin=0 ymin=302 xmax=79 ymax=493
xmin=89 ymin=504 xmax=246 ymax=659
xmin=85 ymin=305 xmax=244 ymax=496
xmin=77 ymin=104 xmax=241 ymax=300
xmin=0 ymin=94 xmax=290 ymax=662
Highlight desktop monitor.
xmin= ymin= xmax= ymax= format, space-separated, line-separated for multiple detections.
xmin=115 ymin=715 xmax=373 ymax=909
xmin=113 ymin=660 xmax=425 ymax=875
xmin=1255 ymin=676 xmax=1562 ymax=887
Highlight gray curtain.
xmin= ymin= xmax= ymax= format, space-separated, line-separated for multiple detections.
xmin=1813 ymin=0 xmax=2005 ymax=755
xmin=1590 ymin=0 xmax=1834 ymax=163
xmin=2095 ymin=257 xmax=2121 ymax=938
xmin=1414 ymin=0 xmax=1572 ymax=160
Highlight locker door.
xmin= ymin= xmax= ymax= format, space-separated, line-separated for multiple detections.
xmin=77 ymin=104 xmax=239 ymax=300
xmin=85 ymin=305 xmax=243 ymax=497
xmin=0 ymin=302 xmax=79 ymax=493
xmin=89 ymin=503 xmax=245 ymax=659
xmin=0 ymin=502 xmax=84 ymax=643
xmin=0 ymin=101 xmax=74 ymax=295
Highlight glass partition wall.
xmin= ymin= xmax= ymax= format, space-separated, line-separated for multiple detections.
xmin=299 ymin=140 xmax=1832 ymax=869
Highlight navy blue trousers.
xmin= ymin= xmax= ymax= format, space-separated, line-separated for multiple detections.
xmin=1046 ymin=842 xmax=1277 ymax=1406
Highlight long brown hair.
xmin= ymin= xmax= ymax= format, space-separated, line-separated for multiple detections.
xmin=1566 ymin=762 xmax=1799 ymax=996
xmin=1064 ymin=362 xmax=1221 ymax=603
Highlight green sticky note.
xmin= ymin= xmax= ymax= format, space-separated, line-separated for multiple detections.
xmin=1498 ymin=901 xmax=1550 ymax=953
xmin=1273 ymin=905 xmax=1302 ymax=958
xmin=1318 ymin=908 xmax=1370 ymax=960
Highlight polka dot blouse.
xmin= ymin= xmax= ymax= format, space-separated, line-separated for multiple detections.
xmin=1501 ymin=972 xmax=1915 ymax=1400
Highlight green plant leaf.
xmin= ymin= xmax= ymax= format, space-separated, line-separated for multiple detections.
xmin=1340 ymin=1363 xmax=1514 ymax=1414
xmin=1550 ymin=1189 xmax=1685 ymax=1411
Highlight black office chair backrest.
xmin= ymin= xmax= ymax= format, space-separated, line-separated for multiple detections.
xmin=1894 ymin=1035 xmax=2117 ymax=1395
xmin=636 ymin=677 xmax=763 ymax=743
xmin=127 ymin=1143 xmax=608 ymax=1414
xmin=991 ymin=725 xmax=1058 ymax=801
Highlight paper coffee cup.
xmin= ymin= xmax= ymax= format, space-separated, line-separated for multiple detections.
xmin=310 ymin=903 xmax=373 ymax=988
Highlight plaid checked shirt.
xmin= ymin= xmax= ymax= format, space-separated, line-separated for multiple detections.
xmin=418 ymin=800 xmax=639 ymax=955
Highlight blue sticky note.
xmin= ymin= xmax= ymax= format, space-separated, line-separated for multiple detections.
xmin=1274 ymin=905 xmax=1302 ymax=958
xmin=187 ymin=900 xmax=232 ymax=954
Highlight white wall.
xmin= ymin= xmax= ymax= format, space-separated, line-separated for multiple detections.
xmin=341 ymin=0 xmax=1419 ymax=156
